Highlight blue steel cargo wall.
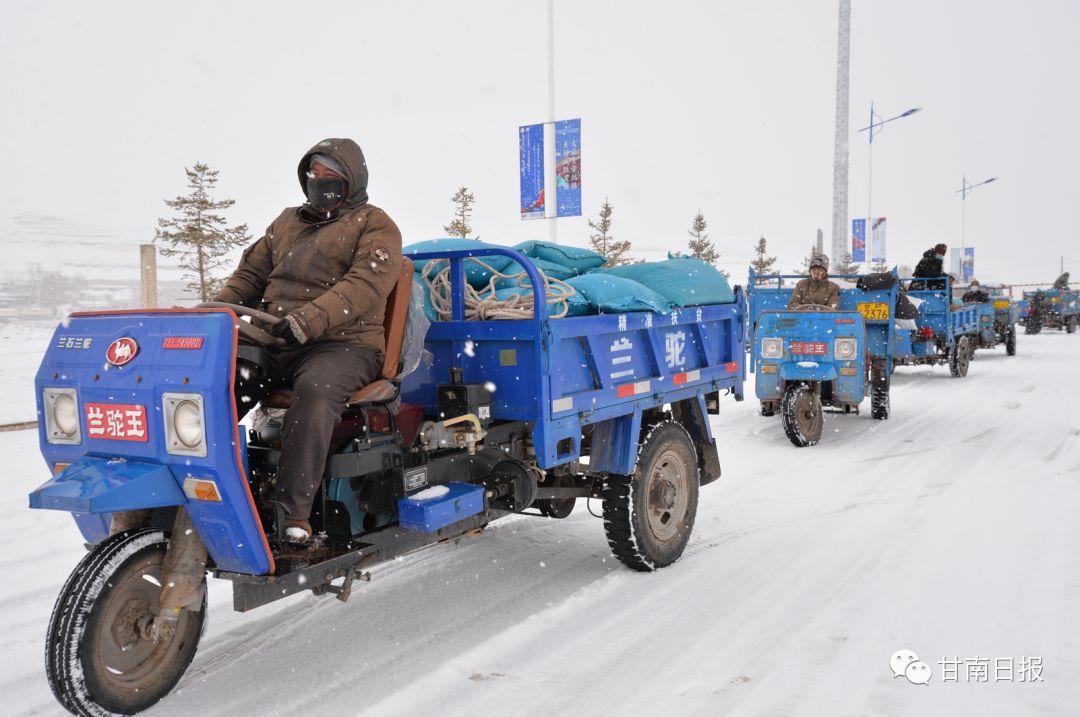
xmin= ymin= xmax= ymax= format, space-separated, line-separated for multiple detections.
xmin=905 ymin=285 xmax=980 ymax=342
xmin=401 ymin=248 xmax=746 ymax=472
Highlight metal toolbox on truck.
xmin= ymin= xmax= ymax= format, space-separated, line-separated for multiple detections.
xmin=397 ymin=482 xmax=485 ymax=532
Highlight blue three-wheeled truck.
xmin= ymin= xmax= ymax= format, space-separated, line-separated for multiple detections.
xmin=748 ymin=270 xmax=983 ymax=447
xmin=29 ymin=247 xmax=746 ymax=716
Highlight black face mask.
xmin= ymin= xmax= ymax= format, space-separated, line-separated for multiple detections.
xmin=306 ymin=175 xmax=345 ymax=210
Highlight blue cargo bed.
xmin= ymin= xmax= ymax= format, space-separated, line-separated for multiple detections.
xmin=401 ymin=247 xmax=746 ymax=473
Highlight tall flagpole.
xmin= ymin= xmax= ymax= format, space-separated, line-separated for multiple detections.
xmin=829 ymin=0 xmax=852 ymax=263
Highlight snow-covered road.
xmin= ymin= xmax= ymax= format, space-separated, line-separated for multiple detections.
xmin=3 ymin=334 xmax=1078 ymax=716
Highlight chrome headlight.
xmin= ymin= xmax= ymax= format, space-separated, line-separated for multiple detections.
xmin=834 ymin=338 xmax=858 ymax=360
xmin=43 ymin=388 xmax=81 ymax=444
xmin=761 ymin=337 xmax=784 ymax=359
xmin=164 ymin=392 xmax=207 ymax=457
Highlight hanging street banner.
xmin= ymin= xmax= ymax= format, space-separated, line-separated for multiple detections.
xmin=950 ymin=247 xmax=976 ymax=282
xmin=870 ymin=217 xmax=886 ymax=263
xmin=519 ymin=123 xmax=545 ymax=219
xmin=851 ymin=218 xmax=866 ymax=262
xmin=554 ymin=118 xmax=582 ymax=217
xmin=962 ymin=247 xmax=975 ymax=282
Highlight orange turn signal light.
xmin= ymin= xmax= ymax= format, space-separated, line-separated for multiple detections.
xmin=183 ymin=477 xmax=222 ymax=502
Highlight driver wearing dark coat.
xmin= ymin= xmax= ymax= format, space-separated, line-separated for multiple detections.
xmin=788 ymin=254 xmax=840 ymax=310
xmin=215 ymin=138 xmax=403 ymax=545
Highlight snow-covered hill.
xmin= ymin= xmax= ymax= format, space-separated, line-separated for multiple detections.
xmin=0 ymin=213 xmax=151 ymax=280
xmin=2 ymin=334 xmax=1078 ymax=715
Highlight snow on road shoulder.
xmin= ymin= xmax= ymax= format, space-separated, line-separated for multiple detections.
xmin=0 ymin=320 xmax=55 ymax=424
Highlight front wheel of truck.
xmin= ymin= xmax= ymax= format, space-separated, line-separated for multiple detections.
xmin=1005 ymin=327 xmax=1017 ymax=356
xmin=781 ymin=382 xmax=823 ymax=447
xmin=46 ymin=529 xmax=206 ymax=717
xmin=602 ymin=421 xmax=699 ymax=572
xmin=869 ymin=359 xmax=890 ymax=420
xmin=949 ymin=337 xmax=971 ymax=378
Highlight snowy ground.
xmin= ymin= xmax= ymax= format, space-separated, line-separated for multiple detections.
xmin=0 ymin=320 xmax=54 ymax=424
xmin=3 ymin=333 xmax=1079 ymax=716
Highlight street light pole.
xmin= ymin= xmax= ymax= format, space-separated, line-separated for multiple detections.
xmin=957 ymin=173 xmax=998 ymax=263
xmin=544 ymin=0 xmax=558 ymax=244
xmin=867 ymin=102 xmax=875 ymax=239
xmin=858 ymin=104 xmax=922 ymax=264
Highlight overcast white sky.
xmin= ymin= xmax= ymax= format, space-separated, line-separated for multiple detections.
xmin=2 ymin=0 xmax=1078 ymax=284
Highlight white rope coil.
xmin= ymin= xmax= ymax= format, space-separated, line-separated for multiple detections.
xmin=420 ymin=257 xmax=577 ymax=320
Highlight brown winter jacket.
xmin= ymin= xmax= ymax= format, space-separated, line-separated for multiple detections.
xmin=216 ymin=138 xmax=403 ymax=352
xmin=787 ymin=277 xmax=841 ymax=310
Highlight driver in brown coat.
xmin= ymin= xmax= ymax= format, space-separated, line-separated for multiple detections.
xmin=215 ymin=137 xmax=403 ymax=544
xmin=787 ymin=255 xmax=840 ymax=310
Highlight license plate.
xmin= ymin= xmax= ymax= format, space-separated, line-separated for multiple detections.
xmin=789 ymin=341 xmax=827 ymax=355
xmin=993 ymin=300 xmax=1010 ymax=310
xmin=85 ymin=403 xmax=149 ymax=442
xmin=857 ymin=302 xmax=889 ymax=321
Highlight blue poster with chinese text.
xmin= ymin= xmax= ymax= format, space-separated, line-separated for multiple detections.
xmin=555 ymin=118 xmax=581 ymax=217
xmin=519 ymin=123 xmax=545 ymax=219
xmin=851 ymin=218 xmax=866 ymax=262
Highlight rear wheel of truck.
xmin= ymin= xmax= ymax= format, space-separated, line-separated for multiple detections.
xmin=781 ymin=383 xmax=823 ymax=447
xmin=1005 ymin=327 xmax=1017 ymax=356
xmin=46 ymin=529 xmax=206 ymax=717
xmin=1068 ymin=317 xmax=1078 ymax=334
xmin=871 ymin=386 xmax=890 ymax=419
xmin=869 ymin=359 xmax=890 ymax=420
xmin=949 ymin=337 xmax=971 ymax=378
xmin=602 ymin=421 xmax=699 ymax=572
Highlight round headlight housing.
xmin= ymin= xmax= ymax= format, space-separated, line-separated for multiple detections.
xmin=52 ymin=394 xmax=78 ymax=436
xmin=173 ymin=400 xmax=204 ymax=448
xmin=761 ymin=337 xmax=784 ymax=359
xmin=834 ymin=338 xmax=858 ymax=360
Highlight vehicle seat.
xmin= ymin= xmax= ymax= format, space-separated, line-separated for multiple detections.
xmin=261 ymin=256 xmax=414 ymax=411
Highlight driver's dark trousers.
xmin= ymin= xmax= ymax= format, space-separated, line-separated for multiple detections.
xmin=235 ymin=342 xmax=382 ymax=522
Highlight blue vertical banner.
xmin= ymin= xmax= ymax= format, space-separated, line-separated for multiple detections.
xmin=554 ymin=118 xmax=582 ymax=217
xmin=963 ymin=247 xmax=975 ymax=282
xmin=519 ymin=123 xmax=545 ymax=220
xmin=851 ymin=218 xmax=866 ymax=262
xmin=870 ymin=217 xmax=886 ymax=263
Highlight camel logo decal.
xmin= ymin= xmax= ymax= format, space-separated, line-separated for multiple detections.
xmin=106 ymin=337 xmax=139 ymax=367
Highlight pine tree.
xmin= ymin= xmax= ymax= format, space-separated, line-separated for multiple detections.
xmin=795 ymin=245 xmax=819 ymax=274
xmin=833 ymin=252 xmax=860 ymax=275
xmin=686 ymin=212 xmax=715 ymax=260
xmin=155 ymin=163 xmax=251 ymax=302
xmin=750 ymin=235 xmax=777 ymax=281
xmin=443 ymin=186 xmax=476 ymax=239
xmin=588 ymin=198 xmax=632 ymax=266
xmin=870 ymin=258 xmax=889 ymax=273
